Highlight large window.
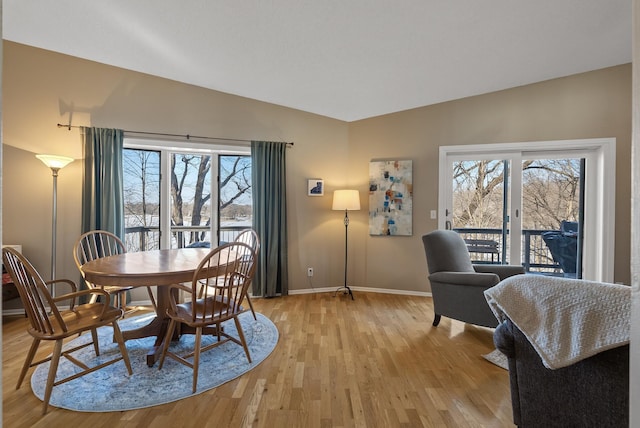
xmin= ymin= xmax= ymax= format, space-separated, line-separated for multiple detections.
xmin=123 ymin=148 xmax=161 ymax=251
xmin=123 ymin=139 xmax=251 ymax=251
xmin=218 ymin=155 xmax=253 ymax=242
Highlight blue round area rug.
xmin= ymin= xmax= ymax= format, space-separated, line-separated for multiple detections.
xmin=31 ymin=311 xmax=278 ymax=412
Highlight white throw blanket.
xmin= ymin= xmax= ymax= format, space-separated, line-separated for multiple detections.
xmin=484 ymin=275 xmax=630 ymax=370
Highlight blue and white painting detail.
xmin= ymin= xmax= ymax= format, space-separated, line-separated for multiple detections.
xmin=369 ymin=160 xmax=413 ymax=236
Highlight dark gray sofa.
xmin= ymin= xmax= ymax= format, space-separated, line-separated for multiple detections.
xmin=494 ymin=318 xmax=629 ymax=428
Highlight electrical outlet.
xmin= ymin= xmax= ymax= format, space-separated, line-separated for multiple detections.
xmin=307 ymin=267 xmax=314 ymax=277
xmin=430 ymin=210 xmax=437 ymax=220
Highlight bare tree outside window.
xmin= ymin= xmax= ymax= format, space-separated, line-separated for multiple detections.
xmin=170 ymin=153 xmax=212 ymax=247
xmin=521 ymin=159 xmax=580 ymax=230
xmin=123 ymin=148 xmax=252 ymax=251
xmin=123 ymin=149 xmax=160 ymax=251
xmin=453 ymin=159 xmax=580 ymax=231
xmin=453 ymin=160 xmax=506 ymax=229
xmin=219 ymin=155 xmax=252 ymax=220
xmin=452 ymin=158 xmax=582 ymax=274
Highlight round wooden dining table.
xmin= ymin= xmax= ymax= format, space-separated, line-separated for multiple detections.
xmin=81 ymin=247 xmax=235 ymax=366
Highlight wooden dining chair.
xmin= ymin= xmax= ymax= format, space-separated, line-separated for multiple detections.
xmin=2 ymin=247 xmax=133 ymax=415
xmin=74 ymin=230 xmax=157 ymax=313
xmin=158 ymin=241 xmax=257 ymax=393
xmin=197 ymin=229 xmax=260 ymax=319
xmin=232 ymin=229 xmax=260 ymax=319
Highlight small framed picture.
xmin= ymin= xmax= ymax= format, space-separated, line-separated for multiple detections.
xmin=307 ymin=179 xmax=324 ymax=196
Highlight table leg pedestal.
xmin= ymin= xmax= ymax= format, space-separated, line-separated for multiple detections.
xmin=117 ymin=285 xmax=181 ymax=367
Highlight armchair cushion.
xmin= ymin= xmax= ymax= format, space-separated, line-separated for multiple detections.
xmin=429 ymin=271 xmax=499 ymax=287
xmin=423 ymin=230 xmax=474 ymax=273
xmin=473 ymin=264 xmax=525 ymax=280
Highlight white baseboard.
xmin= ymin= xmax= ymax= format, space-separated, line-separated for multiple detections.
xmin=2 ymin=308 xmax=27 ymax=317
xmin=288 ymin=286 xmax=432 ymax=297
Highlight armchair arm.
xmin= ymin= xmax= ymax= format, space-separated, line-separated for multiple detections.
xmin=473 ymin=264 xmax=525 ymax=280
xmin=493 ymin=320 xmax=516 ymax=358
xmin=168 ymin=283 xmax=193 ymax=313
xmin=47 ymin=279 xmax=78 ymax=308
xmin=45 ymin=278 xmax=77 ymax=293
xmin=429 ymin=271 xmax=499 ymax=288
xmin=53 ymin=288 xmax=112 ymax=319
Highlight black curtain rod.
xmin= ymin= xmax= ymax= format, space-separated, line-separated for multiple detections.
xmin=56 ymin=123 xmax=294 ymax=146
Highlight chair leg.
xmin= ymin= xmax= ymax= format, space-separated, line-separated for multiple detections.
xmin=146 ymin=286 xmax=157 ymax=311
xmin=192 ymin=327 xmax=202 ymax=393
xmin=112 ymin=321 xmax=133 ymax=375
xmin=158 ymin=319 xmax=177 ymax=370
xmin=233 ymin=317 xmax=252 ymax=363
xmin=245 ymin=294 xmax=257 ymax=320
xmin=432 ymin=314 xmax=441 ymax=327
xmin=42 ymin=339 xmax=63 ymax=415
xmin=118 ymin=292 xmax=127 ymax=316
xmin=90 ymin=328 xmax=100 ymax=356
xmin=17 ymin=338 xmax=40 ymax=389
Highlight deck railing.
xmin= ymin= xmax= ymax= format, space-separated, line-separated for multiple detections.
xmin=125 ymin=225 xmax=571 ymax=275
xmin=453 ymin=227 xmax=566 ymax=275
xmin=124 ymin=225 xmax=248 ymax=252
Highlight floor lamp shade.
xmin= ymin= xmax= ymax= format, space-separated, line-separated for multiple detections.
xmin=37 ymin=154 xmax=74 ymax=295
xmin=36 ymin=154 xmax=74 ymax=170
xmin=332 ymin=190 xmax=361 ymax=211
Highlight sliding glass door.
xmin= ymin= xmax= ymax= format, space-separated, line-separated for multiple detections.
xmin=439 ymin=138 xmax=615 ymax=282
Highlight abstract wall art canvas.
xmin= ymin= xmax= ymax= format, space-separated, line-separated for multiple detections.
xmin=369 ymin=160 xmax=413 ymax=236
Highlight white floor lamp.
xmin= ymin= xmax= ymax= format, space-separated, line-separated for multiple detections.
xmin=332 ymin=189 xmax=360 ymax=300
xmin=36 ymin=154 xmax=74 ymax=297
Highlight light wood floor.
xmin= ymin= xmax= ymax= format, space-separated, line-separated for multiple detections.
xmin=2 ymin=292 xmax=515 ymax=427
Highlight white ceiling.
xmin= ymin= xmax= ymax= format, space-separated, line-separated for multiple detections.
xmin=3 ymin=0 xmax=632 ymax=122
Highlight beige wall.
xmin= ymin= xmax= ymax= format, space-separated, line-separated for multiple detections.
xmin=2 ymin=41 xmax=350 ymax=304
xmin=349 ymin=64 xmax=632 ymax=290
xmin=2 ymin=41 xmax=633 ymax=308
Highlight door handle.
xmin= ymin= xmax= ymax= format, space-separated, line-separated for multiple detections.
xmin=445 ymin=220 xmax=452 ymax=230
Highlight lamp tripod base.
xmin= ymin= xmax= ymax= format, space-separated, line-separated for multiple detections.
xmin=334 ymin=285 xmax=354 ymax=300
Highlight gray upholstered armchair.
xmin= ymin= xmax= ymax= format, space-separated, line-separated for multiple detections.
xmin=421 ymin=230 xmax=524 ymax=328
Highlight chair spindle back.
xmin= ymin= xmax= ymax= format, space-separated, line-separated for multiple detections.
xmin=188 ymin=241 xmax=256 ymax=324
xmin=74 ymin=230 xmax=126 ymax=277
xmin=2 ymin=247 xmax=67 ymax=335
